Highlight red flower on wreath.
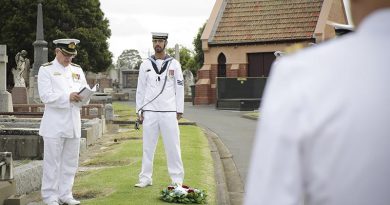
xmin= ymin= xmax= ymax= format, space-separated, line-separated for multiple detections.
xmin=182 ymin=185 xmax=189 ymax=189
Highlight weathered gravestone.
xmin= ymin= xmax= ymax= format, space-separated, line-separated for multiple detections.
xmin=0 ymin=45 xmax=13 ymax=112
xmin=183 ymin=69 xmax=194 ymax=102
xmin=183 ymin=70 xmax=194 ymax=95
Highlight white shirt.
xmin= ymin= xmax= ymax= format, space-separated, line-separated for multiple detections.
xmin=38 ymin=58 xmax=88 ymax=138
xmin=245 ymin=9 xmax=390 ymax=205
xmin=136 ymin=56 xmax=184 ymax=113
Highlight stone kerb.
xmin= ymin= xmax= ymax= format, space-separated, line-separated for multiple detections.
xmin=0 ymin=118 xmax=42 ymax=130
xmin=13 ymin=161 xmax=42 ymax=195
xmin=0 ymin=118 xmax=41 ymax=123
xmin=0 ymin=121 xmax=41 ymax=129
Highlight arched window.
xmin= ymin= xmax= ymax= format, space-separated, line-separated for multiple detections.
xmin=217 ymin=53 xmax=226 ymax=77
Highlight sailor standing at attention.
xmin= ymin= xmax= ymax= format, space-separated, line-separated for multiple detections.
xmin=38 ymin=38 xmax=88 ymax=205
xmin=135 ymin=32 xmax=185 ymax=188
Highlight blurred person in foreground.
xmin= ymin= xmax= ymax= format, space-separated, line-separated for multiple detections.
xmin=245 ymin=0 xmax=390 ymax=204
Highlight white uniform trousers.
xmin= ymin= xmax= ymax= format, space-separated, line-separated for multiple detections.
xmin=41 ymin=137 xmax=80 ymax=203
xmin=139 ymin=111 xmax=184 ymax=184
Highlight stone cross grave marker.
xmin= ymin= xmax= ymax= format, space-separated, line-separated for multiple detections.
xmin=0 ymin=45 xmax=13 ymax=112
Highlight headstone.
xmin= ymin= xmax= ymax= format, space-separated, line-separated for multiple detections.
xmin=121 ymin=69 xmax=138 ymax=101
xmin=0 ymin=45 xmax=13 ymax=112
xmin=112 ymin=79 xmax=119 ymax=92
xmin=105 ymin=103 xmax=114 ymax=121
xmin=98 ymin=78 xmax=112 ymax=92
xmin=29 ymin=1 xmax=48 ymax=103
xmin=183 ymin=69 xmax=194 ymax=97
xmin=121 ymin=69 xmax=139 ymax=88
xmin=0 ymin=152 xmax=13 ymax=180
xmin=0 ymin=153 xmax=16 ymax=204
xmin=12 ymin=87 xmax=29 ymax=105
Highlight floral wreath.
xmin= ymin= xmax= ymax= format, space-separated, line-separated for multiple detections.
xmin=160 ymin=184 xmax=207 ymax=204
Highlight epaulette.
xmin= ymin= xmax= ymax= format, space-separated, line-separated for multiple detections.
xmin=41 ymin=62 xmax=53 ymax=67
xmin=71 ymin=63 xmax=81 ymax=67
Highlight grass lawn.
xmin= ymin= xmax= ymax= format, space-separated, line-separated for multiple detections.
xmin=112 ymin=102 xmax=137 ymax=121
xmin=73 ymin=103 xmax=216 ymax=204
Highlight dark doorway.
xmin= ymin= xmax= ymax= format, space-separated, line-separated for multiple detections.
xmin=247 ymin=52 xmax=276 ymax=77
xmin=217 ymin=53 xmax=226 ymax=77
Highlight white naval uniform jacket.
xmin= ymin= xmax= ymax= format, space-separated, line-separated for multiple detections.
xmin=38 ymin=58 xmax=88 ymax=138
xmin=136 ymin=56 xmax=184 ymax=113
xmin=245 ymin=9 xmax=390 ymax=205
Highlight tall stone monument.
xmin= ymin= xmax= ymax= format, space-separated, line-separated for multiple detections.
xmin=29 ymin=0 xmax=48 ymax=103
xmin=0 ymin=45 xmax=13 ymax=112
xmin=175 ymin=44 xmax=180 ymax=62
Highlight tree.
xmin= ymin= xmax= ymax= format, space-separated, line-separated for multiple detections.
xmin=0 ymin=0 xmax=112 ymax=87
xmin=193 ymin=23 xmax=206 ymax=74
xmin=117 ymin=49 xmax=143 ymax=70
xmin=166 ymin=45 xmax=196 ymax=74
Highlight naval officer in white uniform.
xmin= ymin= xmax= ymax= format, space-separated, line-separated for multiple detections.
xmin=38 ymin=39 xmax=87 ymax=205
xmin=135 ymin=32 xmax=185 ymax=188
xmin=245 ymin=0 xmax=390 ymax=204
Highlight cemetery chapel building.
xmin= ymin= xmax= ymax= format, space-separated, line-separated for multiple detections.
xmin=194 ymin=0 xmax=349 ymax=105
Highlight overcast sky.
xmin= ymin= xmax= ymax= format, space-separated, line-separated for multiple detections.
xmin=99 ymin=0 xmax=351 ymax=62
xmin=99 ymin=0 xmax=216 ymax=61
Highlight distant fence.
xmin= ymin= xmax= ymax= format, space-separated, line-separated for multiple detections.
xmin=216 ymin=77 xmax=267 ymax=111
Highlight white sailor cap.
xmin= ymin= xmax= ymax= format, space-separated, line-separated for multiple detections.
xmin=53 ymin=38 xmax=80 ymax=55
xmin=152 ymin=32 xmax=168 ymax=40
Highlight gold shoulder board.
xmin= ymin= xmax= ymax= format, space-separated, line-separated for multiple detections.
xmin=41 ymin=62 xmax=53 ymax=67
xmin=71 ymin=63 xmax=81 ymax=67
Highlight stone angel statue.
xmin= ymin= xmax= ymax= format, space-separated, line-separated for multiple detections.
xmin=12 ymin=50 xmax=29 ymax=87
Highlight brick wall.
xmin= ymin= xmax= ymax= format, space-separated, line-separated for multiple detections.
xmin=210 ymin=65 xmax=218 ymax=85
xmin=195 ymin=63 xmax=249 ymax=105
xmin=227 ymin=69 xmax=238 ymax=77
xmin=210 ymin=87 xmax=216 ymax=104
xmin=239 ymin=64 xmax=248 ymax=77
xmin=197 ymin=68 xmax=210 ymax=79
xmin=194 ymin=84 xmax=212 ymax=104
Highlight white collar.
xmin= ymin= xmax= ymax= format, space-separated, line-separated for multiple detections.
xmin=53 ymin=58 xmax=71 ymax=70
